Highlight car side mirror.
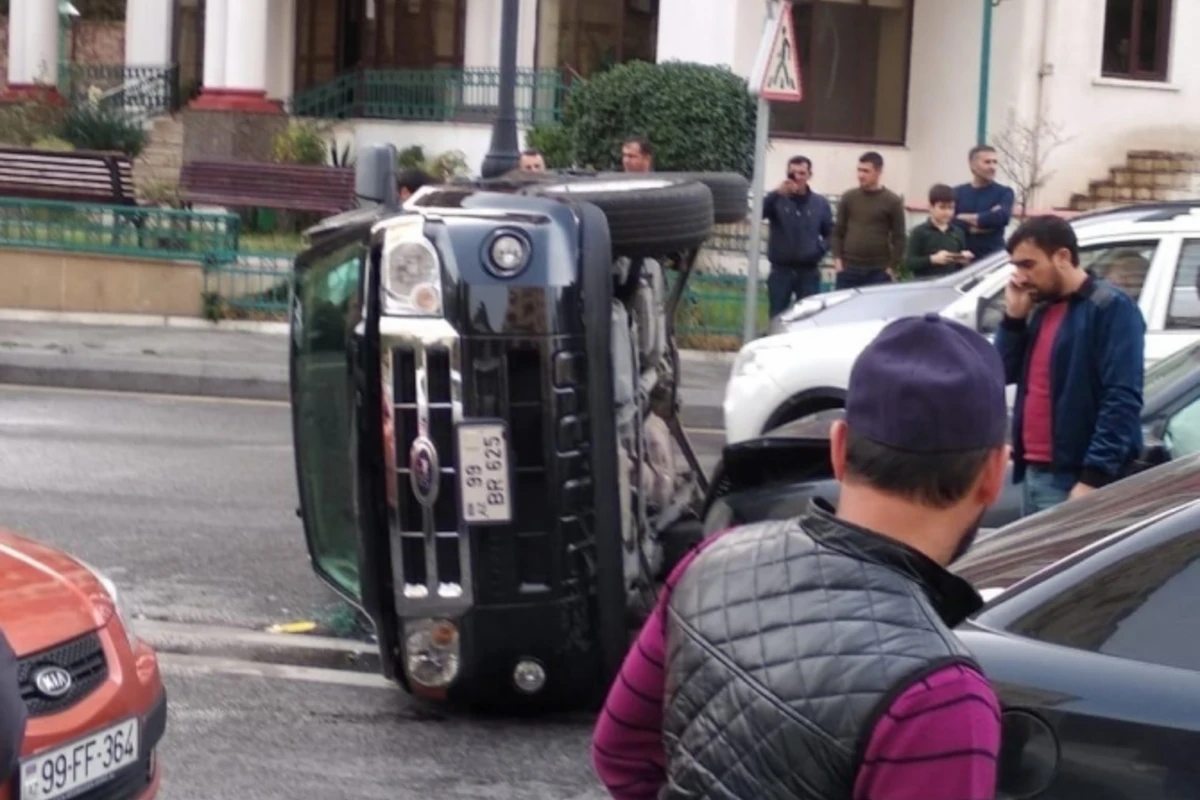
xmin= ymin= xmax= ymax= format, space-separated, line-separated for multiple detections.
xmin=995 ymin=710 xmax=1057 ymax=799
xmin=976 ymin=295 xmax=1005 ymax=335
xmin=354 ymin=143 xmax=399 ymax=208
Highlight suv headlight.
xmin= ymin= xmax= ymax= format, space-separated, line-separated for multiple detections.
xmin=381 ymin=222 xmax=443 ymax=317
xmin=78 ymin=560 xmax=137 ymax=649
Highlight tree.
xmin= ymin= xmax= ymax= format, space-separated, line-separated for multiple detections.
xmin=990 ymin=115 xmax=1070 ymax=217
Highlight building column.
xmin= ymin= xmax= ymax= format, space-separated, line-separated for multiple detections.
xmin=190 ymin=0 xmax=280 ymax=112
xmin=125 ymin=0 xmax=175 ymax=66
xmin=3 ymin=0 xmax=62 ymax=101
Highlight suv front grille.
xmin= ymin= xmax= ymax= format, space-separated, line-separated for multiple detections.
xmin=18 ymin=632 xmax=108 ymax=716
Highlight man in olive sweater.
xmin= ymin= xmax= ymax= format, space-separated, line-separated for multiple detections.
xmin=832 ymin=151 xmax=907 ymax=289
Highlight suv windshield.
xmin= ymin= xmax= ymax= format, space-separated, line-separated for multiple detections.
xmin=950 ymin=250 xmax=1010 ymax=293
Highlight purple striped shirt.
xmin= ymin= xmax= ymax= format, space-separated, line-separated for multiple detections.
xmin=591 ymin=533 xmax=1001 ymax=800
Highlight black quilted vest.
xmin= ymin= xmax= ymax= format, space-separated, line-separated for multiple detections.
xmin=661 ymin=500 xmax=984 ymax=800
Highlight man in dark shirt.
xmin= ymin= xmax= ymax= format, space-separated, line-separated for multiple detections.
xmin=763 ymin=155 xmax=834 ymax=316
xmin=954 ymin=145 xmax=1015 ymax=258
xmin=832 ymin=151 xmax=907 ymax=289
xmin=995 ymin=215 xmax=1145 ymax=514
xmin=905 ymin=183 xmax=973 ymax=279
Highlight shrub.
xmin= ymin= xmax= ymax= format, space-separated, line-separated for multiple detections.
xmin=271 ymin=120 xmax=330 ymax=165
xmin=525 ymin=123 xmax=574 ymax=169
xmin=562 ymin=60 xmax=756 ymax=176
xmin=56 ymin=104 xmax=148 ymax=157
xmin=0 ymin=101 xmax=66 ymax=147
xmin=397 ymin=145 xmax=469 ymax=182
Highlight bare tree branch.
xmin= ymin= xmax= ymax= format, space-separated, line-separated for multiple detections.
xmin=991 ymin=117 xmax=1071 ymax=217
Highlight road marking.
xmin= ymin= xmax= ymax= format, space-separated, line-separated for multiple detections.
xmin=158 ymin=652 xmax=396 ymax=690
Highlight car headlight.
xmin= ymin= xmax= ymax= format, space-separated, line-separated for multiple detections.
xmin=78 ymin=560 xmax=137 ymax=648
xmin=484 ymin=230 xmax=531 ymax=277
xmin=731 ymin=342 xmax=794 ymax=379
xmin=381 ymin=225 xmax=443 ymax=317
xmin=778 ymin=289 xmax=854 ymax=324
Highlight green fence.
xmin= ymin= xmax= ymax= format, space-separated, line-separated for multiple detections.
xmin=288 ymin=67 xmax=569 ymax=126
xmin=0 ymin=198 xmax=238 ymax=263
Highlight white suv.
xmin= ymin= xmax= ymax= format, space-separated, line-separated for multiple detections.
xmin=724 ymin=203 xmax=1200 ymax=443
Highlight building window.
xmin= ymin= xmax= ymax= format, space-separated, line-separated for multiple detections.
xmin=536 ymin=0 xmax=658 ymax=78
xmin=770 ymin=0 xmax=913 ymax=144
xmin=1101 ymin=0 xmax=1172 ymax=81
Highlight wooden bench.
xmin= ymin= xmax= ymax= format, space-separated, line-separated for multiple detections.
xmin=0 ymin=147 xmax=138 ymax=205
xmin=179 ymin=160 xmax=357 ymax=214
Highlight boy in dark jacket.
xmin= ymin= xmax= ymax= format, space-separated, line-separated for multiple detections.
xmin=763 ymin=156 xmax=834 ymax=316
xmin=905 ymin=184 xmax=973 ymax=279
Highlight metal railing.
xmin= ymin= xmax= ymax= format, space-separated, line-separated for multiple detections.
xmin=0 ymin=198 xmax=238 ymax=263
xmin=64 ymin=64 xmax=180 ymax=119
xmin=288 ymin=67 xmax=569 ymax=125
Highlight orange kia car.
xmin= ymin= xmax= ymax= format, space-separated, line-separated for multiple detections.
xmin=0 ymin=529 xmax=166 ymax=800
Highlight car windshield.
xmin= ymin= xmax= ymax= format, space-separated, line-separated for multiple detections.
xmin=953 ymin=453 xmax=1200 ymax=592
xmin=947 ymin=250 xmax=1010 ymax=292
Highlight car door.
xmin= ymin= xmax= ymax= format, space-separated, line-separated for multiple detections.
xmin=968 ymin=511 xmax=1200 ymax=799
xmin=1146 ymin=236 xmax=1200 ymax=364
xmin=290 ymin=234 xmax=367 ymax=604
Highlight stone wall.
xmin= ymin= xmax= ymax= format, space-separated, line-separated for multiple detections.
xmin=0 ymin=17 xmax=126 ymax=91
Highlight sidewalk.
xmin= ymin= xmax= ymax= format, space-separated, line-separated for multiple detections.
xmin=0 ymin=317 xmax=731 ymax=430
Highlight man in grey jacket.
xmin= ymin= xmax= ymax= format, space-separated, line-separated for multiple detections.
xmin=0 ymin=627 xmax=26 ymax=785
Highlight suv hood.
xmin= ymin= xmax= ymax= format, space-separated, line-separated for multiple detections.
xmin=0 ymin=530 xmax=108 ymax=657
xmin=773 ymin=281 xmax=960 ymax=333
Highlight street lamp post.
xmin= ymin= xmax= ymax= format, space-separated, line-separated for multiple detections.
xmin=480 ymin=0 xmax=522 ymax=178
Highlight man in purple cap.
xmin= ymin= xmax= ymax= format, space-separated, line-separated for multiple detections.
xmin=593 ymin=313 xmax=1008 ymax=800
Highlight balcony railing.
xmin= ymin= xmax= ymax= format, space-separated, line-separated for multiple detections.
xmin=287 ymin=67 xmax=570 ymax=126
xmin=64 ymin=64 xmax=181 ymax=120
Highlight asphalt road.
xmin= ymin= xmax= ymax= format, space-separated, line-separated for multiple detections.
xmin=0 ymin=384 xmax=725 ymax=798
xmin=0 ymin=384 xmax=724 ymax=631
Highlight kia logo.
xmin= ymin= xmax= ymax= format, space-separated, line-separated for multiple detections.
xmin=32 ymin=666 xmax=72 ymax=699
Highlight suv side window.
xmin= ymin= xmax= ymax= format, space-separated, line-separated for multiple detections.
xmin=1167 ymin=240 xmax=1200 ymax=329
xmin=975 ymin=240 xmax=1157 ymax=336
xmin=1005 ymin=529 xmax=1200 ymax=671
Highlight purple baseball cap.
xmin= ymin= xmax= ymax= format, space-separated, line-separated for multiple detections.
xmin=846 ymin=313 xmax=1007 ymax=453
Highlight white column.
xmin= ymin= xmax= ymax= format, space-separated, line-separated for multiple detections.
xmin=222 ymin=0 xmax=270 ymax=93
xmin=25 ymin=0 xmax=60 ymax=87
xmin=463 ymin=0 xmax=500 ymax=68
xmin=517 ymin=0 xmax=538 ymax=69
xmin=656 ymin=0 xmax=738 ymax=69
xmin=7 ymin=0 xmax=28 ymax=86
xmin=201 ymin=0 xmax=228 ymax=89
xmin=125 ymin=0 xmax=176 ymax=66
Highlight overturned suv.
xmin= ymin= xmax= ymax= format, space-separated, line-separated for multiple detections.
xmin=289 ymin=145 xmax=748 ymax=709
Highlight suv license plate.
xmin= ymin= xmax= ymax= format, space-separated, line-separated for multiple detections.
xmin=21 ymin=718 xmax=139 ymax=800
xmin=457 ymin=421 xmax=513 ymax=525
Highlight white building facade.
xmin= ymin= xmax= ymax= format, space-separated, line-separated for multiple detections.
xmin=6 ymin=0 xmax=1194 ymax=209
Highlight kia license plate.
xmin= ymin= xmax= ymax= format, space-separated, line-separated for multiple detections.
xmin=21 ymin=718 xmax=139 ymax=800
xmin=457 ymin=421 xmax=512 ymax=525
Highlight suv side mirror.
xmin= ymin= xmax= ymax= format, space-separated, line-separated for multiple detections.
xmin=354 ymin=143 xmax=399 ymax=208
xmin=976 ymin=294 xmax=1005 ymax=335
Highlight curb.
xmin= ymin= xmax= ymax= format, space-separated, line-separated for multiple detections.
xmin=133 ymin=619 xmax=382 ymax=675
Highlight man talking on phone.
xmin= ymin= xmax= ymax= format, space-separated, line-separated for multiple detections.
xmin=995 ymin=215 xmax=1145 ymax=514
xmin=762 ymin=156 xmax=833 ymax=317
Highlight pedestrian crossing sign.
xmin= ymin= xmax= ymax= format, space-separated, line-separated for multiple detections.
xmin=759 ymin=1 xmax=803 ymax=102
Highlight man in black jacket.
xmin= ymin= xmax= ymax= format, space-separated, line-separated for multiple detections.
xmin=0 ymin=628 xmax=26 ymax=785
xmin=763 ymin=156 xmax=834 ymax=317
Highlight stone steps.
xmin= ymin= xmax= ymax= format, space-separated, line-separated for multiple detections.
xmin=1069 ymin=149 xmax=1200 ymax=212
